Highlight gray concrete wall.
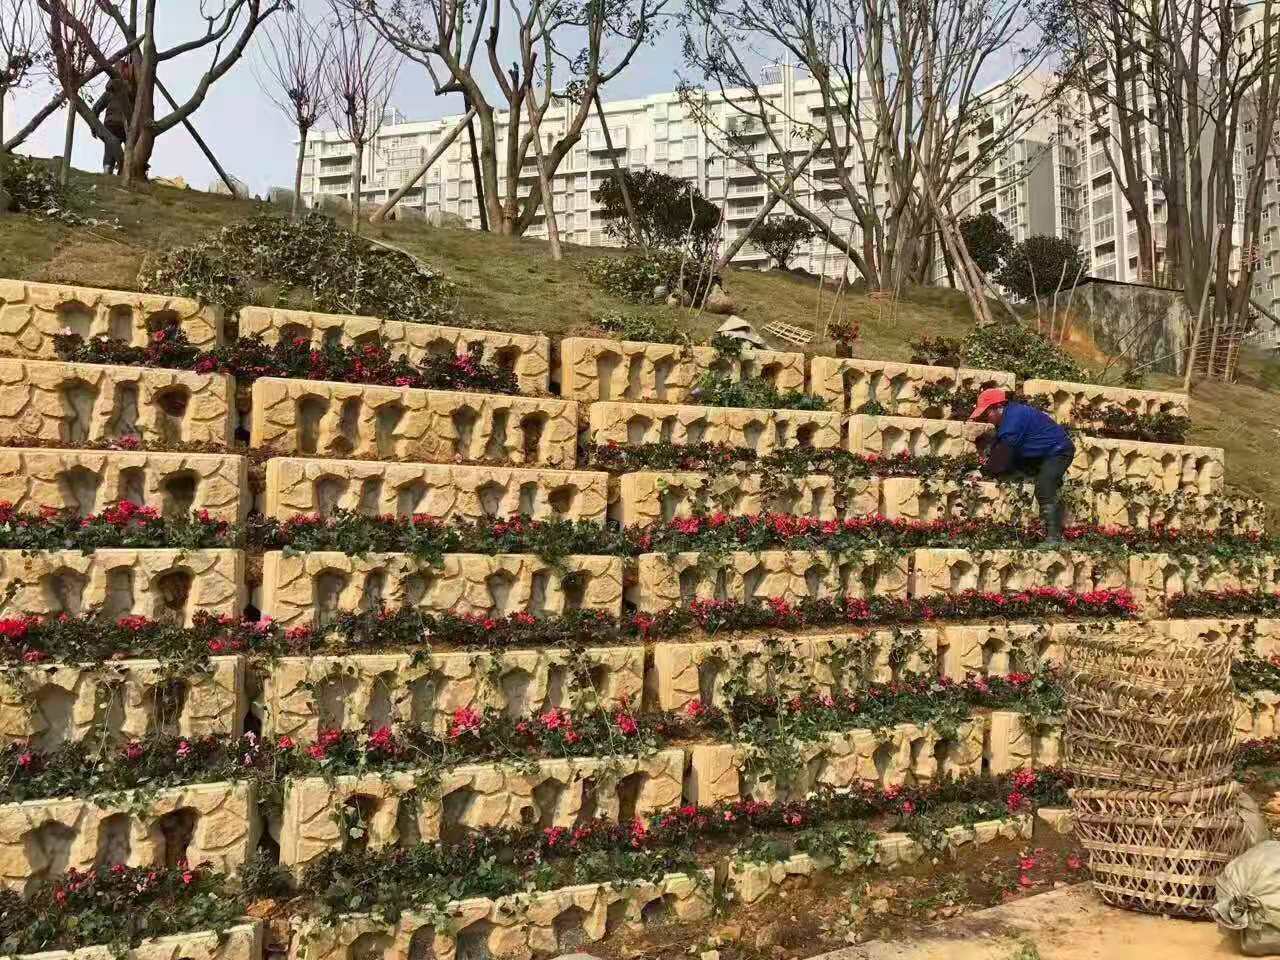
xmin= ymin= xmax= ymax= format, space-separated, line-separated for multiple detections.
xmin=1070 ymin=279 xmax=1190 ymax=375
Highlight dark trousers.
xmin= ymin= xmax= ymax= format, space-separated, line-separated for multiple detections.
xmin=1020 ymin=450 xmax=1074 ymax=509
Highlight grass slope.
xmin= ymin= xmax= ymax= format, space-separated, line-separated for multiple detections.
xmin=3 ymin=165 xmax=1279 ymax=517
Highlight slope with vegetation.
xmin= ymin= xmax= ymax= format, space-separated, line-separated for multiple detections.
xmin=1 ymin=160 xmax=1278 ymax=519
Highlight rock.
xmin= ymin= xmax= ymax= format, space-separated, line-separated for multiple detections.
xmin=754 ymin=922 xmax=782 ymax=950
xmin=553 ymin=955 xmax=605 ymax=960
xmin=703 ymin=282 xmax=736 ymax=315
xmin=653 ymin=284 xmax=670 ymax=301
xmin=870 ymin=898 xmax=890 ymax=915
xmin=700 ymin=952 xmax=721 ymax=960
xmin=0 ymin=184 xmax=13 ymax=214
xmin=868 ymin=882 xmax=896 ymax=899
xmin=716 ymin=924 xmax=743 ymax=943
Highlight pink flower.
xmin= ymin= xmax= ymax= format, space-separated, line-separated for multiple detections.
xmin=124 ymin=741 xmax=144 ymax=761
xmin=1018 ymin=872 xmax=1033 ymax=888
xmin=17 ymin=751 xmax=33 ymax=768
xmin=448 ymin=707 xmax=482 ymax=739
xmin=181 ymin=870 xmax=194 ymax=885
xmin=176 ymin=740 xmax=192 ymax=759
xmin=307 ymin=743 xmax=327 ymax=760
xmin=616 ymin=713 xmax=639 ymax=736
xmin=1019 ymin=855 xmax=1037 ymax=871
xmin=278 ymin=736 xmax=296 ymax=750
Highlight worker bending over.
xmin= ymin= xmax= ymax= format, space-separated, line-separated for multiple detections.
xmin=969 ymin=388 xmax=1074 ymax=543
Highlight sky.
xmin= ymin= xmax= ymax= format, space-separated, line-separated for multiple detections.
xmin=7 ymin=2 xmax=689 ymax=197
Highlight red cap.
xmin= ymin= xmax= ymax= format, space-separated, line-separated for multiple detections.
xmin=969 ymin=387 xmax=1008 ymax=421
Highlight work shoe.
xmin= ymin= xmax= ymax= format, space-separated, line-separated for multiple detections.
xmin=1039 ymin=504 xmax=1063 ymax=544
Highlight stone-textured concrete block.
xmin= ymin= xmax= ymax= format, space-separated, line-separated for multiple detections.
xmin=588 ymin=401 xmax=841 ymax=456
xmin=650 ymin=629 xmax=939 ymax=712
xmin=239 ymin=305 xmax=551 ymax=393
xmin=1088 ymin=489 xmax=1265 ymax=532
xmin=1127 ymin=553 xmax=1273 ymax=611
xmin=810 ymin=359 xmax=1013 ymax=417
xmin=846 ymin=414 xmax=988 ymax=458
xmin=0 ymin=279 xmax=222 ymax=358
xmin=0 ymin=780 xmax=258 ymax=893
xmin=1072 ymin=435 xmax=1224 ymax=495
xmin=8 ymin=922 xmax=263 ymax=960
xmin=251 ymin=377 xmax=578 ymax=467
xmin=0 ymin=448 xmax=247 ymax=521
xmin=264 ymin=457 xmax=608 ymax=523
xmin=937 ymin=623 xmax=1055 ymax=681
xmin=985 ymin=711 xmax=1061 ymax=775
xmin=687 ymin=721 xmax=986 ymax=806
xmin=1021 ymin=378 xmax=1189 ymax=426
xmin=262 ymin=646 xmax=645 ymax=740
xmin=632 ymin=549 xmax=910 ymax=612
xmin=559 ymin=337 xmax=804 ymax=403
xmin=878 ymin=476 xmax=1030 ymax=524
xmin=0 ymin=359 xmax=234 ymax=447
xmin=260 ymin=551 xmax=624 ymax=628
xmin=0 ymin=549 xmax=245 ymax=624
xmin=278 ymin=749 xmax=685 ymax=870
xmin=0 ymin=656 xmax=244 ymax=748
xmin=289 ymin=872 xmax=712 ymax=960
xmin=911 ymin=548 xmax=1127 ymax=597
xmin=610 ymin=471 xmax=878 ymax=526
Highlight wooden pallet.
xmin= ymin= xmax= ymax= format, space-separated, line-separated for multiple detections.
xmin=763 ymin=320 xmax=814 ymax=345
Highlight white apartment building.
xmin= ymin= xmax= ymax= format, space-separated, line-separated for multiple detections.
xmin=297 ymin=67 xmax=871 ymax=275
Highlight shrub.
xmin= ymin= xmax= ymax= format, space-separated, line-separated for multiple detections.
xmin=959 ymin=212 xmax=1013 ymax=274
xmin=750 ymin=215 xmax=816 ymax=269
xmin=0 ymin=154 xmax=106 ymax=226
xmin=961 ymin=321 xmax=1085 ymax=381
xmin=593 ymin=310 xmax=691 ymax=345
xmin=996 ymin=235 xmax=1086 ymax=302
xmin=593 ymin=167 xmax=721 ymax=261
xmin=586 ymin=251 xmax=715 ymax=305
xmin=139 ymin=212 xmax=456 ymax=322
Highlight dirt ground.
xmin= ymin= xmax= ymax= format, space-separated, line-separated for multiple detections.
xmin=594 ymin=827 xmax=1088 ymax=960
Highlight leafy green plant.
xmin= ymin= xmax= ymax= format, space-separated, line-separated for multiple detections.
xmin=138 ymin=212 xmax=456 ymax=321
xmin=593 ymin=310 xmax=691 ymax=345
xmin=586 ymin=250 xmax=715 ymax=305
xmin=996 ymin=235 xmax=1086 ymax=302
xmin=750 ymin=215 xmax=816 ymax=269
xmin=690 ymin=371 xmax=829 ymax=410
xmin=593 ymin=167 xmax=722 ymax=261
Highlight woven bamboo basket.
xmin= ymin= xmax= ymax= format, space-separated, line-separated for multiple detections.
xmin=1062 ymin=632 xmax=1235 ymax=690
xmin=1071 ymin=783 xmax=1248 ymax=917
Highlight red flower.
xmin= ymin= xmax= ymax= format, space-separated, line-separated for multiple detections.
xmin=307 ymin=743 xmax=328 ymax=760
xmin=278 ymin=736 xmax=296 ymax=750
xmin=448 ymin=707 xmax=482 ymax=739
xmin=615 ymin=713 xmax=639 ymax=736
xmin=17 ymin=751 xmax=33 ymax=768
xmin=124 ymin=741 xmax=144 ymax=761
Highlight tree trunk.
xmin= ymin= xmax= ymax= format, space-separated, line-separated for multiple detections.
xmin=0 ymin=95 xmax=6 ymax=152
xmin=60 ymin=103 xmax=76 ymax=185
xmin=351 ymin=140 xmax=363 ymax=234
xmin=292 ymin=129 xmax=307 ymax=219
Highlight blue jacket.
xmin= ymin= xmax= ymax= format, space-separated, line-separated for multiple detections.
xmin=995 ymin=403 xmax=1074 ymax=462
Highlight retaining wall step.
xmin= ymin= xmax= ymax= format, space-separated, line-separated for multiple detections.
xmin=810 ymin=358 xmax=1013 ymax=416
xmin=250 ymin=377 xmax=578 ymax=468
xmin=0 ymin=656 xmax=245 ymax=749
xmin=239 ymin=305 xmax=551 ymax=394
xmin=0 ymin=448 xmax=247 ymax=521
xmin=7 ymin=922 xmax=263 ymax=960
xmin=1073 ymin=434 xmax=1224 ymax=494
xmin=0 ymin=359 xmax=234 ymax=447
xmin=1021 ymin=378 xmax=1190 ymax=424
xmin=260 ymin=551 xmax=624 ymax=629
xmin=685 ymin=712 xmax=1058 ymax=806
xmin=610 ymin=471 xmax=880 ymax=526
xmin=260 ymin=646 xmax=645 ymax=741
xmin=0 ymin=780 xmax=258 ymax=893
xmin=0 ymin=549 xmax=245 ymax=625
xmin=0 ymin=279 xmax=223 ymax=358
xmin=278 ymin=748 xmax=686 ymax=870
xmin=289 ymin=873 xmax=712 ymax=960
xmin=845 ymin=414 xmax=989 ymax=458
xmin=588 ymin=400 xmax=842 ymax=455
xmin=558 ymin=336 xmax=804 ymax=403
xmin=630 ymin=549 xmax=910 ymax=613
xmin=910 ymin=548 xmax=1128 ymax=597
xmin=264 ymin=456 xmax=608 ymax=524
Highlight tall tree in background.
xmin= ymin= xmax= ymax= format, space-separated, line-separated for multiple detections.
xmin=256 ymin=4 xmax=331 ymax=218
xmin=345 ymin=0 xmax=672 ymax=237
xmin=326 ymin=4 xmax=399 ymax=233
xmin=680 ymin=0 xmax=1062 ymax=319
xmin=0 ymin=0 xmax=42 ymax=148
xmin=44 ymin=0 xmax=115 ymax=183
xmin=35 ymin=0 xmax=283 ymax=185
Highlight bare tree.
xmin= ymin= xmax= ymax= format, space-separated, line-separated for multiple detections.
xmin=344 ymin=0 xmax=672 ymax=237
xmin=680 ymin=0 xmax=1061 ymax=308
xmin=326 ymin=4 xmax=399 ymax=232
xmin=44 ymin=0 xmax=115 ymax=183
xmin=255 ymin=4 xmax=331 ymax=218
xmin=35 ymin=0 xmax=284 ymax=185
xmin=1 ymin=0 xmax=43 ymax=148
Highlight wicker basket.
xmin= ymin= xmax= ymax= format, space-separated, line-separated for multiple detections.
xmin=1071 ymin=783 xmax=1249 ymax=917
xmin=1063 ymin=632 xmax=1235 ymax=690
